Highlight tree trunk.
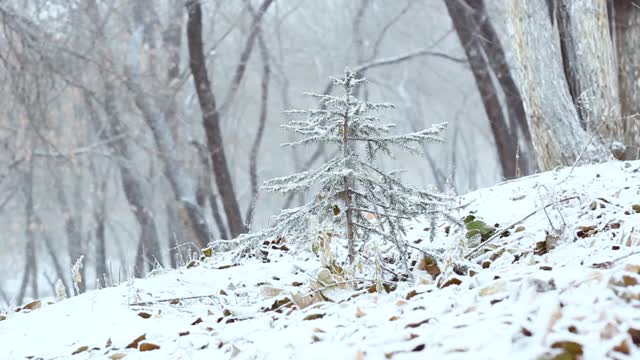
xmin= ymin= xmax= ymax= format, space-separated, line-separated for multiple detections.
xmin=614 ymin=0 xmax=640 ymax=159
xmin=185 ymin=0 xmax=246 ymax=238
xmin=506 ymin=0 xmax=610 ymax=170
xmin=445 ymin=0 xmax=518 ymax=179
xmin=557 ymin=0 xmax=622 ymax=144
xmin=466 ymin=0 xmax=535 ymax=176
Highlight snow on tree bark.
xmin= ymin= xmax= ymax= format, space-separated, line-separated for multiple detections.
xmin=557 ymin=0 xmax=623 ymax=143
xmin=506 ymin=0 xmax=610 ymax=171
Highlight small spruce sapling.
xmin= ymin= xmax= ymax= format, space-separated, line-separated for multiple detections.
xmin=246 ymin=69 xmax=453 ymax=274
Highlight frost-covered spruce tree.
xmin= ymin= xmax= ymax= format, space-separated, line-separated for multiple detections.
xmin=252 ymin=69 xmax=452 ymax=271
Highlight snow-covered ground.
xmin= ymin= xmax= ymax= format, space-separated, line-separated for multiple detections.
xmin=2 ymin=161 xmax=640 ymax=360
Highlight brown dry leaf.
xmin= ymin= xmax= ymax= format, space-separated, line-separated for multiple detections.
xmin=303 ymin=313 xmax=325 ymax=321
xmin=405 ymin=290 xmax=418 ymax=300
xmin=628 ymin=328 xmax=640 ymax=346
xmin=613 ymin=339 xmax=630 ymax=354
xmin=292 ymin=281 xmax=303 ymax=287
xmin=219 ymin=289 xmax=228 ymax=296
xmin=313 ymin=328 xmax=326 ymax=333
xmin=170 ymin=299 xmax=180 ymax=305
xmin=191 ymin=317 xmax=203 ymax=325
xmin=106 ymin=338 xmax=112 ymax=347
xmin=179 ymin=331 xmax=190 ymax=336
xmin=417 ymin=256 xmax=441 ymax=279
xmin=137 ymin=312 xmax=151 ymax=319
xmin=395 ymin=299 xmax=407 ymax=306
xmin=355 ymin=308 xmax=366 ymax=318
xmin=24 ymin=300 xmax=41 ymax=311
xmin=126 ymin=334 xmax=146 ymax=349
xmin=405 ymin=318 xmax=430 ymax=329
xmin=389 ymin=315 xmax=399 ymax=321
xmin=411 ymin=344 xmax=425 ymax=352
xmin=109 ymin=353 xmax=127 ymax=360
xmin=550 ymin=341 xmax=583 ymax=356
xmin=139 ymin=343 xmax=160 ymax=352
xmin=355 ymin=351 xmax=365 ymax=360
xmin=406 ymin=333 xmax=419 ymax=340
xmin=0 ymin=314 xmax=6 ymax=321
xmin=576 ymin=225 xmax=598 ymax=238
xmin=622 ymin=275 xmax=638 ymax=287
xmin=439 ymin=277 xmax=462 ymax=288
xmin=71 ymin=346 xmax=89 ymax=355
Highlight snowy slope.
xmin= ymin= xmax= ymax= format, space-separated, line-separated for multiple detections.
xmin=2 ymin=161 xmax=640 ymax=360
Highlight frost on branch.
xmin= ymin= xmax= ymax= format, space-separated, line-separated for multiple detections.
xmin=241 ymin=69 xmax=454 ymax=279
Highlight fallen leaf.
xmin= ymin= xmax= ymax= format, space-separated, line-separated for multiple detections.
xmin=405 ymin=290 xmax=418 ymax=300
xmin=292 ymin=281 xmax=303 ymax=287
xmin=303 ymin=313 xmax=325 ymax=321
xmin=628 ymin=328 xmax=640 ymax=346
xmin=0 ymin=314 xmax=6 ymax=321
xmin=412 ymin=344 xmax=425 ymax=352
xmin=202 ymin=247 xmax=213 ymax=258
xmin=137 ymin=312 xmax=151 ymax=319
xmin=219 ymin=289 xmax=228 ymax=296
xmin=191 ymin=317 xmax=203 ymax=325
xmin=139 ymin=343 xmax=160 ymax=352
xmin=417 ymin=256 xmax=441 ymax=279
xmin=550 ymin=341 xmax=582 ymax=356
xmin=126 ymin=334 xmax=146 ymax=349
xmin=23 ymin=300 xmax=41 ymax=311
xmin=313 ymin=328 xmax=326 ymax=333
xmin=106 ymin=338 xmax=112 ymax=347
xmin=622 ymin=275 xmax=638 ymax=287
xmin=389 ymin=315 xmax=399 ymax=321
xmin=405 ymin=318 xmax=430 ymax=328
xmin=439 ymin=277 xmax=462 ymax=288
xmin=71 ymin=346 xmax=89 ymax=355
xmin=179 ymin=331 xmax=190 ymax=336
xmin=613 ymin=339 xmax=630 ymax=354
xmin=355 ymin=308 xmax=366 ymax=318
xmin=109 ymin=353 xmax=127 ymax=360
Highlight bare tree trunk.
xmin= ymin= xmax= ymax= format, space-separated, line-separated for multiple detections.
xmin=466 ymin=0 xmax=535 ymax=175
xmin=185 ymin=0 xmax=250 ymax=238
xmin=124 ymin=70 xmax=212 ymax=248
xmin=35 ymin=213 xmax=71 ymax=293
xmin=557 ymin=0 xmax=622 ymax=144
xmin=445 ymin=0 xmax=518 ymax=179
xmin=614 ymin=0 xmax=640 ymax=159
xmin=506 ymin=0 xmax=610 ymax=170
xmin=192 ymin=142 xmax=229 ymax=240
xmin=246 ymin=32 xmax=271 ymax=227
xmin=18 ymin=158 xmax=37 ymax=304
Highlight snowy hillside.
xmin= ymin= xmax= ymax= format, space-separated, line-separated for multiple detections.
xmin=2 ymin=161 xmax=640 ymax=360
